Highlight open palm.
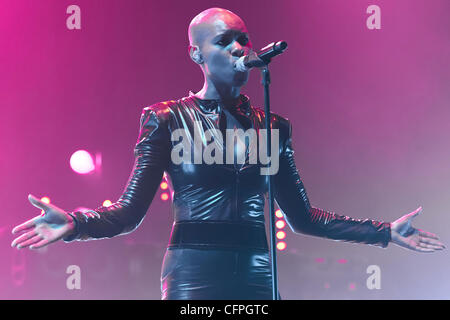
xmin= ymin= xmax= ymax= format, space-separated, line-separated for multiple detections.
xmin=11 ymin=194 xmax=76 ymax=249
xmin=391 ymin=206 xmax=445 ymax=252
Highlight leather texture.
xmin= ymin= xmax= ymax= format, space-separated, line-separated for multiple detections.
xmin=63 ymin=91 xmax=391 ymax=299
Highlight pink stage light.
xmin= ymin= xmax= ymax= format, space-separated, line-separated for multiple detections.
xmin=41 ymin=197 xmax=50 ymax=204
xmin=276 ymin=241 xmax=287 ymax=251
xmin=160 ymin=182 xmax=168 ymax=190
xmin=315 ymin=257 xmax=325 ymax=264
xmin=70 ymin=150 xmax=95 ymax=174
xmin=275 ymin=220 xmax=286 ymax=229
xmin=40 ymin=196 xmax=50 ymax=215
xmin=102 ymin=200 xmax=112 ymax=207
xmin=161 ymin=193 xmax=169 ymax=201
xmin=275 ymin=209 xmax=283 ymax=218
xmin=276 ymin=231 xmax=286 ymax=240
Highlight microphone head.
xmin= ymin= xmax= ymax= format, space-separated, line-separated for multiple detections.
xmin=275 ymin=41 xmax=288 ymax=52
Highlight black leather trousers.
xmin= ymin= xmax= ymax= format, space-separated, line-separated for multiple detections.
xmin=161 ymin=247 xmax=275 ymax=300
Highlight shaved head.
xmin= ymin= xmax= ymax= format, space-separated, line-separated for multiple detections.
xmin=188 ymin=8 xmax=248 ymax=48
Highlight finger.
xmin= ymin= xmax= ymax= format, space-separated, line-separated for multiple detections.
xmin=11 ymin=230 xmax=37 ymax=248
xmin=418 ymin=229 xmax=439 ymax=240
xmin=17 ymin=235 xmax=42 ymax=249
xmin=419 ymin=237 xmax=446 ymax=248
xmin=28 ymin=194 xmax=51 ymax=211
xmin=413 ymin=246 xmax=434 ymax=253
xmin=30 ymin=238 xmax=52 ymax=250
xmin=418 ymin=242 xmax=445 ymax=250
xmin=11 ymin=216 xmax=40 ymax=234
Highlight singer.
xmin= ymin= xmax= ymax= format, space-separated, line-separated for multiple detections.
xmin=11 ymin=7 xmax=445 ymax=300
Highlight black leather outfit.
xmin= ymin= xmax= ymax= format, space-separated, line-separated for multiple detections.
xmin=64 ymin=91 xmax=391 ymax=300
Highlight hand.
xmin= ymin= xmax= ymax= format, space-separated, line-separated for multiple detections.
xmin=390 ymin=206 xmax=446 ymax=252
xmin=11 ymin=194 xmax=76 ymax=250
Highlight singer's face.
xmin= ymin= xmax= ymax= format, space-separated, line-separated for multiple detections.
xmin=191 ymin=13 xmax=253 ymax=87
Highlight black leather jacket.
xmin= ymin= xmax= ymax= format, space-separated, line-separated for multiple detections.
xmin=64 ymin=91 xmax=391 ymax=248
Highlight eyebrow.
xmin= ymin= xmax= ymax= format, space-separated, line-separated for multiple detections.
xmin=212 ymin=30 xmax=249 ymax=41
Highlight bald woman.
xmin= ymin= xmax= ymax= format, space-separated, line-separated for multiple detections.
xmin=11 ymin=8 xmax=445 ymax=300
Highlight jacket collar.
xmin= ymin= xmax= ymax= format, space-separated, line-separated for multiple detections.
xmin=188 ymin=90 xmax=251 ymax=116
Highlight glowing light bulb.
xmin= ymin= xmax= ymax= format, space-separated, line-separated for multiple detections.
xmin=275 ymin=220 xmax=286 ymax=229
xmin=41 ymin=197 xmax=50 ymax=204
xmin=276 ymin=241 xmax=287 ymax=251
xmin=275 ymin=209 xmax=283 ymax=218
xmin=276 ymin=231 xmax=286 ymax=240
xmin=161 ymin=193 xmax=169 ymax=201
xmin=70 ymin=150 xmax=95 ymax=174
xmin=160 ymin=182 xmax=168 ymax=190
xmin=102 ymin=200 xmax=112 ymax=207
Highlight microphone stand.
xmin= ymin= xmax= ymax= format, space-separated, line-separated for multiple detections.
xmin=240 ymin=41 xmax=287 ymax=300
xmin=260 ymin=64 xmax=278 ymax=300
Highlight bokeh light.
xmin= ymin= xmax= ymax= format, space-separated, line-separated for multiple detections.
xmin=275 ymin=209 xmax=283 ymax=218
xmin=160 ymin=182 xmax=168 ymax=190
xmin=40 ymin=196 xmax=50 ymax=214
xmin=276 ymin=241 xmax=287 ymax=251
xmin=102 ymin=200 xmax=112 ymax=207
xmin=276 ymin=231 xmax=286 ymax=240
xmin=40 ymin=197 xmax=50 ymax=204
xmin=315 ymin=258 xmax=325 ymax=264
xmin=275 ymin=220 xmax=286 ymax=229
xmin=70 ymin=150 xmax=95 ymax=174
xmin=160 ymin=193 xmax=169 ymax=201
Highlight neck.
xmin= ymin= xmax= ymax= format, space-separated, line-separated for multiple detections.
xmin=194 ymin=78 xmax=241 ymax=102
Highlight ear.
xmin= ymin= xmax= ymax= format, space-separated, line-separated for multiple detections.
xmin=188 ymin=45 xmax=203 ymax=64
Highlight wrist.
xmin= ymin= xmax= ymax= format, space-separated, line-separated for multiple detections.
xmin=63 ymin=212 xmax=79 ymax=241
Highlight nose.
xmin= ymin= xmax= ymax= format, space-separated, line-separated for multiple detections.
xmin=231 ymin=42 xmax=245 ymax=58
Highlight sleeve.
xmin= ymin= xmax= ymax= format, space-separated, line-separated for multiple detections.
xmin=273 ymin=119 xmax=391 ymax=248
xmin=63 ymin=105 xmax=171 ymax=242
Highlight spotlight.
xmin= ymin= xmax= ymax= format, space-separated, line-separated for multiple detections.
xmin=40 ymin=196 xmax=50 ymax=215
xmin=160 ymin=193 xmax=169 ymax=201
xmin=160 ymin=182 xmax=168 ymax=190
xmin=275 ymin=209 xmax=283 ymax=218
xmin=276 ymin=241 xmax=287 ymax=251
xmin=70 ymin=150 xmax=95 ymax=174
xmin=102 ymin=200 xmax=112 ymax=207
xmin=275 ymin=220 xmax=286 ymax=229
xmin=276 ymin=231 xmax=286 ymax=240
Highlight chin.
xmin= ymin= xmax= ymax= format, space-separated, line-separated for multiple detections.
xmin=233 ymin=72 xmax=249 ymax=86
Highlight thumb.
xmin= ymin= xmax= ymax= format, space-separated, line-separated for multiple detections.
xmin=28 ymin=194 xmax=50 ymax=211
xmin=409 ymin=206 xmax=423 ymax=219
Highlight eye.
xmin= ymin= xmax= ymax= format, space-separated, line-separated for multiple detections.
xmin=238 ymin=36 xmax=249 ymax=45
xmin=217 ymin=38 xmax=229 ymax=46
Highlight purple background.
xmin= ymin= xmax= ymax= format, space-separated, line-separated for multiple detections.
xmin=1 ymin=0 xmax=449 ymax=299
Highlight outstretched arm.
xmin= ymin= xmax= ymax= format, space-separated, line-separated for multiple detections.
xmin=274 ymin=119 xmax=445 ymax=252
xmin=273 ymin=119 xmax=389 ymax=248
xmin=63 ymin=105 xmax=171 ymax=241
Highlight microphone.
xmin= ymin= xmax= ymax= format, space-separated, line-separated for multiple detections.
xmin=234 ymin=41 xmax=288 ymax=72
